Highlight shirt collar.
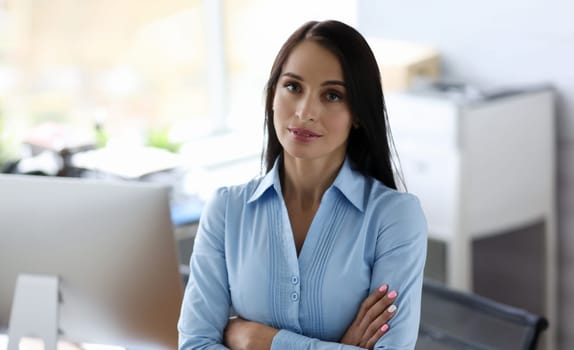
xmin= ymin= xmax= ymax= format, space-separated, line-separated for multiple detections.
xmin=332 ymin=157 xmax=365 ymax=212
xmin=248 ymin=156 xmax=366 ymax=212
xmin=248 ymin=157 xmax=281 ymax=203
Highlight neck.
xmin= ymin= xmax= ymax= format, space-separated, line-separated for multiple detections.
xmin=281 ymin=154 xmax=344 ymax=210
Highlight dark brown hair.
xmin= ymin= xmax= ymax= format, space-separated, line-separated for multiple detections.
xmin=263 ymin=20 xmax=397 ymax=190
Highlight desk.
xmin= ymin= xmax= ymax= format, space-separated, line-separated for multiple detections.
xmin=386 ymin=85 xmax=556 ymax=349
xmin=0 ymin=335 xmax=124 ymax=350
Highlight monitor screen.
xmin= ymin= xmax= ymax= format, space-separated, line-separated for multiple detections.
xmin=0 ymin=174 xmax=183 ymax=349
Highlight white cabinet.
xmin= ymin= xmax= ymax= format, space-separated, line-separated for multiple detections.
xmin=386 ymin=86 xmax=556 ymax=349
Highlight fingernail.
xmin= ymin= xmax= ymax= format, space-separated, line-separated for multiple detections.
xmin=388 ymin=304 xmax=397 ymax=313
xmin=378 ymin=284 xmax=388 ymax=293
xmin=388 ymin=290 xmax=397 ymax=299
xmin=381 ymin=324 xmax=389 ymax=332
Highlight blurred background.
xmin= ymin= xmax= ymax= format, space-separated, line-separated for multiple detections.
xmin=0 ymin=0 xmax=572 ymax=349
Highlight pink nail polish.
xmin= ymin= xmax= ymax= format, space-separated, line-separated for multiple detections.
xmin=388 ymin=290 xmax=397 ymax=299
xmin=378 ymin=284 xmax=388 ymax=293
xmin=381 ymin=324 xmax=389 ymax=332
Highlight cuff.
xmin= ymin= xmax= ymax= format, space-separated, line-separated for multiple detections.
xmin=270 ymin=329 xmax=366 ymax=350
xmin=271 ymin=329 xmax=312 ymax=350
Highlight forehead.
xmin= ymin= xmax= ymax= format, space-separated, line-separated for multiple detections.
xmin=282 ymin=40 xmax=344 ymax=81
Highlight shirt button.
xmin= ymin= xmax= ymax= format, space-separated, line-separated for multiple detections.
xmin=291 ymin=276 xmax=299 ymax=285
xmin=290 ymin=292 xmax=299 ymax=302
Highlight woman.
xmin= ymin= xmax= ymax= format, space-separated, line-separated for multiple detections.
xmin=178 ymin=20 xmax=427 ymax=350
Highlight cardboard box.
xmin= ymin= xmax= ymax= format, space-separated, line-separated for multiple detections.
xmin=367 ymin=38 xmax=441 ymax=92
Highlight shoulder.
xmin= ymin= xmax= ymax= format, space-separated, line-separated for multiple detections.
xmin=365 ymin=179 xmax=427 ymax=239
xmin=204 ymin=176 xmax=267 ymax=212
xmin=198 ymin=176 xmax=266 ymax=231
xmin=365 ymin=178 xmax=423 ymax=213
xmin=371 ymin=182 xmax=423 ymax=215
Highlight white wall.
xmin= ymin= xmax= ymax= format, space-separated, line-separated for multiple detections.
xmin=357 ymin=0 xmax=574 ymax=348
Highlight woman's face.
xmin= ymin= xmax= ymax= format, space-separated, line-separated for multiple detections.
xmin=272 ymin=40 xmax=352 ymax=164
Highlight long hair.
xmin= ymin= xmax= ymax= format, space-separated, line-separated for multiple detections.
xmin=263 ymin=20 xmax=398 ymax=190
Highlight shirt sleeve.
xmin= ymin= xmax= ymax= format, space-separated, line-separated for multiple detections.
xmin=271 ymin=330 xmax=366 ymax=349
xmin=371 ymin=193 xmax=428 ymax=350
xmin=178 ymin=187 xmax=231 ymax=350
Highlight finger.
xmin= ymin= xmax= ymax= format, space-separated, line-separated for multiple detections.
xmin=356 ymin=284 xmax=389 ymax=322
xmin=225 ymin=316 xmax=245 ymax=330
xmin=358 ymin=290 xmax=398 ymax=332
xmin=364 ymin=323 xmax=391 ymax=350
xmin=362 ymin=303 xmax=398 ymax=343
xmin=351 ymin=285 xmax=388 ymax=337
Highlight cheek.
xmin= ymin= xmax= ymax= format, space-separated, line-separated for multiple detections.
xmin=333 ymin=120 xmax=352 ymax=142
xmin=272 ymin=96 xmax=293 ymax=126
xmin=272 ymin=109 xmax=284 ymax=136
xmin=272 ymin=93 xmax=278 ymax=111
xmin=329 ymin=111 xmax=353 ymax=134
xmin=272 ymin=91 xmax=288 ymax=112
xmin=272 ymin=96 xmax=283 ymax=120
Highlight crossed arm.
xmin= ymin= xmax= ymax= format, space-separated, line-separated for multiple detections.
xmin=224 ymin=285 xmax=398 ymax=350
xmin=177 ymin=231 xmax=398 ymax=350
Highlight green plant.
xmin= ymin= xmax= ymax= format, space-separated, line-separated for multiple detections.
xmin=145 ymin=126 xmax=181 ymax=153
xmin=94 ymin=122 xmax=109 ymax=148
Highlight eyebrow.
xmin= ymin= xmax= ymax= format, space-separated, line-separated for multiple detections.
xmin=281 ymin=72 xmax=346 ymax=88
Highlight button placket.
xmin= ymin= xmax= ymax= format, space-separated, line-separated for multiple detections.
xmin=289 ymin=275 xmax=300 ymax=302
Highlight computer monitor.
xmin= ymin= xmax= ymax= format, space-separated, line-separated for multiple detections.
xmin=0 ymin=174 xmax=183 ymax=349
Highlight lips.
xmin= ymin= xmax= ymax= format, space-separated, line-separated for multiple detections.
xmin=288 ymin=128 xmax=321 ymax=138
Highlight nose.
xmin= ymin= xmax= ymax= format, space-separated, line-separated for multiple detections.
xmin=296 ymin=95 xmax=317 ymax=122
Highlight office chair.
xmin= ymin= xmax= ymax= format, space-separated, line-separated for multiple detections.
xmin=417 ymin=278 xmax=548 ymax=350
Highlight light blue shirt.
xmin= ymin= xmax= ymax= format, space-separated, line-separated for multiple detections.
xmin=178 ymin=157 xmax=427 ymax=350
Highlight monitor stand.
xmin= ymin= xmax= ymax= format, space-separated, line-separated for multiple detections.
xmin=8 ymin=274 xmax=59 ymax=350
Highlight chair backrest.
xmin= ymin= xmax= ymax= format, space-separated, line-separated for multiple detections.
xmin=417 ymin=279 xmax=548 ymax=350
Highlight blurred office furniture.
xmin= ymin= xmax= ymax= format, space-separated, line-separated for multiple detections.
xmin=71 ymin=147 xmax=204 ymax=257
xmin=368 ymin=38 xmax=441 ymax=92
xmin=0 ymin=174 xmax=183 ymax=350
xmin=1 ymin=138 xmax=205 ymax=275
xmin=417 ymin=278 xmax=548 ymax=350
xmin=20 ymin=121 xmax=97 ymax=177
xmin=71 ymin=145 xmax=181 ymax=179
xmin=386 ymin=84 xmax=556 ymax=349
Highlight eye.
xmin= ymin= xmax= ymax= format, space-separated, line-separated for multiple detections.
xmin=284 ymin=81 xmax=302 ymax=93
xmin=325 ymin=91 xmax=343 ymax=102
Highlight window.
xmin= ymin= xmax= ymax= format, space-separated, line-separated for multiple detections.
xmin=0 ymin=0 xmax=357 ymax=167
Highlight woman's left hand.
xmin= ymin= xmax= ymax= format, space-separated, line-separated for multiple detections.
xmin=340 ymin=284 xmax=397 ymax=349
xmin=224 ymin=317 xmax=279 ymax=350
